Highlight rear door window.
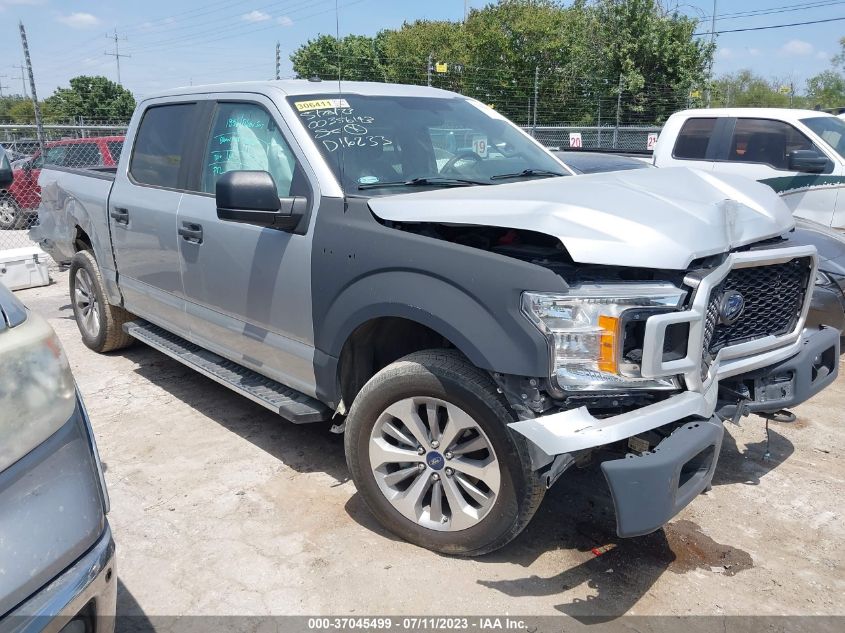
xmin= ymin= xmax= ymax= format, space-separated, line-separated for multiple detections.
xmin=672 ymin=118 xmax=717 ymax=160
xmin=130 ymin=103 xmax=196 ymax=189
xmin=726 ymin=118 xmax=816 ymax=170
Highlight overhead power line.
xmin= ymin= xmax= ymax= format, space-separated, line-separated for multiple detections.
xmin=701 ymin=0 xmax=845 ymax=21
xmin=694 ymin=15 xmax=845 ymax=36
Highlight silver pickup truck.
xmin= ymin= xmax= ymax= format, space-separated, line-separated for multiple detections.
xmin=33 ymin=81 xmax=840 ymax=556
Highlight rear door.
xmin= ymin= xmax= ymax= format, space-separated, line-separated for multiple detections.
xmin=108 ymin=101 xmax=199 ymax=337
xmin=714 ymin=117 xmax=838 ymax=226
xmin=660 ymin=116 xmax=722 ymax=171
xmin=175 ymin=95 xmax=320 ymax=395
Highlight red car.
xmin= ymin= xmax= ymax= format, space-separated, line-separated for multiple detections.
xmin=0 ymin=136 xmax=124 ymax=230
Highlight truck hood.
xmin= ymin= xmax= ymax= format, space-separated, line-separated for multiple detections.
xmin=368 ymin=167 xmax=795 ymax=270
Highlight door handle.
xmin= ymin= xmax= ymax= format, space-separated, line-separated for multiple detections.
xmin=178 ymin=222 xmax=203 ymax=244
xmin=110 ymin=207 xmax=129 ymax=225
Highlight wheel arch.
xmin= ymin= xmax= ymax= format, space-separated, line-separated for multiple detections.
xmin=314 ymin=270 xmax=551 ymax=409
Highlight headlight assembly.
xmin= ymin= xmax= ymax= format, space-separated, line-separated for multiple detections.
xmin=522 ymin=284 xmax=687 ymax=391
xmin=0 ymin=311 xmax=76 ymax=472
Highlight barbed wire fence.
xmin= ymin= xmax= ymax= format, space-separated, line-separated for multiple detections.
xmin=0 ymin=59 xmax=703 ymax=256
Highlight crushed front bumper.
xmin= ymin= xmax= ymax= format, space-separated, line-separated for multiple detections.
xmin=509 ymin=326 xmax=839 ymax=538
xmin=602 ymin=416 xmax=723 ymax=537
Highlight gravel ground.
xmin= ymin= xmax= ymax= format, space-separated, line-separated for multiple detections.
xmin=14 ymin=273 xmax=845 ymax=620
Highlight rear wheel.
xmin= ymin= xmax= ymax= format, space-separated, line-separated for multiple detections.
xmin=0 ymin=194 xmax=22 ymax=230
xmin=69 ymin=250 xmax=135 ymax=352
xmin=344 ymin=350 xmax=544 ymax=556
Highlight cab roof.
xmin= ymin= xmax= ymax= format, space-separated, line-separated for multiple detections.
xmin=670 ymin=107 xmax=835 ymax=123
xmin=141 ymin=80 xmax=461 ymax=103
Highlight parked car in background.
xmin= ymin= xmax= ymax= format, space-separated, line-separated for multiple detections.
xmin=0 ymin=136 xmax=124 ymax=230
xmin=0 ymin=282 xmax=115 ymax=629
xmin=654 ymin=108 xmax=845 ymax=232
xmin=0 ymin=145 xmax=11 ymax=189
xmin=795 ymin=218 xmax=845 ymax=339
xmin=554 ymin=150 xmax=653 ymax=174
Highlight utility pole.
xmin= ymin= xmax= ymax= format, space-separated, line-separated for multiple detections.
xmin=464 ymin=0 xmax=469 ymax=22
xmin=707 ymin=0 xmax=717 ymax=107
xmin=275 ymin=42 xmax=281 ymax=80
xmin=12 ymin=63 xmax=27 ymax=97
xmin=427 ymin=52 xmax=433 ymax=87
xmin=0 ymin=75 xmax=8 ymax=98
xmin=105 ymin=29 xmax=130 ymax=85
xmin=613 ymin=74 xmax=624 ymax=149
xmin=532 ymin=65 xmax=539 ymax=137
xmin=19 ymin=22 xmax=46 ymax=155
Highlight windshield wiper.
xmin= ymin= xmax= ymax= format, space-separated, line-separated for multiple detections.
xmin=357 ymin=176 xmax=489 ymax=190
xmin=489 ymin=168 xmax=567 ymax=180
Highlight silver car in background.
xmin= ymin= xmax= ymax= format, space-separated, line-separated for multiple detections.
xmin=0 ymin=273 xmax=115 ymax=632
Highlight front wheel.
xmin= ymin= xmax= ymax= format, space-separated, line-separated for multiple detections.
xmin=344 ymin=350 xmax=545 ymax=556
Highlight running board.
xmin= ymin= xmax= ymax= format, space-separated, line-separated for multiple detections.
xmin=123 ymin=320 xmax=331 ymax=424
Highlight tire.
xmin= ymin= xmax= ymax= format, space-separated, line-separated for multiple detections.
xmin=69 ymin=250 xmax=135 ymax=353
xmin=0 ymin=194 xmax=22 ymax=230
xmin=345 ymin=349 xmax=545 ymax=556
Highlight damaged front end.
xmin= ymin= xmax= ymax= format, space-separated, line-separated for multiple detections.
xmin=503 ymin=243 xmax=839 ymax=538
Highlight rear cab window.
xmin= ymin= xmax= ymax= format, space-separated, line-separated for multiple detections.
xmin=672 ymin=118 xmax=716 ymax=160
xmin=129 ymin=103 xmax=196 ymax=189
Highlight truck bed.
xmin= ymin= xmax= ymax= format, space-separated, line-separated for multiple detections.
xmin=32 ymin=165 xmax=117 ymax=274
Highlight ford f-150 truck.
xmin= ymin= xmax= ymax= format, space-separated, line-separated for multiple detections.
xmin=32 ymin=81 xmax=840 ymax=555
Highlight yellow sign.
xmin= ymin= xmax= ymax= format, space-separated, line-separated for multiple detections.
xmin=435 ymin=62 xmax=448 ymax=73
xmin=294 ymin=98 xmax=350 ymax=112
xmin=779 ymin=85 xmax=791 ymax=94
xmin=690 ymin=90 xmax=701 ymax=98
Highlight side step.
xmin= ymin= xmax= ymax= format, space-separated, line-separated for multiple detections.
xmin=123 ymin=320 xmax=331 ymax=424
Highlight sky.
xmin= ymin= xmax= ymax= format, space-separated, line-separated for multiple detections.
xmin=0 ymin=0 xmax=843 ymax=101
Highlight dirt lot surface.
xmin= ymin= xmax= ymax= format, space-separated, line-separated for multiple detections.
xmin=15 ymin=273 xmax=845 ymax=620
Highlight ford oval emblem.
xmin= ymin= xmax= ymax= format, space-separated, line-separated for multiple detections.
xmin=426 ymin=451 xmax=445 ymax=470
xmin=718 ymin=290 xmax=745 ymax=325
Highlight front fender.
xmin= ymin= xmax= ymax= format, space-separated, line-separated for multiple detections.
xmin=320 ymin=269 xmax=550 ymax=376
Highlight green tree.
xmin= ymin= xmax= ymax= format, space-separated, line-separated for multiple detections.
xmin=45 ymin=76 xmax=135 ymax=120
xmin=288 ymin=0 xmax=714 ymax=126
xmin=711 ymin=70 xmax=791 ymax=108
xmin=592 ymin=0 xmax=712 ymax=124
xmin=0 ymin=96 xmax=56 ymax=123
xmin=805 ymin=70 xmax=845 ymax=110
xmin=290 ymin=34 xmax=387 ymax=81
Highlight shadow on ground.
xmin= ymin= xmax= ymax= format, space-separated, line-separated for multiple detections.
xmin=122 ymin=340 xmax=765 ymax=622
xmin=126 ymin=344 xmax=350 ymax=485
xmin=473 ymin=447 xmax=754 ymax=621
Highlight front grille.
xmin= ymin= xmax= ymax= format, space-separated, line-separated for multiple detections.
xmin=703 ymin=258 xmax=811 ymax=357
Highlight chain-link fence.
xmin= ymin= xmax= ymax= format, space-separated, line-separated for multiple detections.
xmin=0 ymin=121 xmax=128 ymax=255
xmin=1 ymin=63 xmax=690 ymax=255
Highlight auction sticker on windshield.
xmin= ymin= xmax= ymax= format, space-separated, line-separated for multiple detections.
xmin=295 ymin=99 xmax=351 ymax=112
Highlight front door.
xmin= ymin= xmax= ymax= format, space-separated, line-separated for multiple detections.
xmin=176 ymin=97 xmax=319 ymax=396
xmin=715 ymin=117 xmax=839 ymax=227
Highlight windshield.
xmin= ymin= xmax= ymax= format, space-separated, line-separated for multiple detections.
xmin=801 ymin=116 xmax=845 ymax=160
xmin=288 ymin=94 xmax=567 ymax=194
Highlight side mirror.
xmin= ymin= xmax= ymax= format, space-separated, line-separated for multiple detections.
xmin=216 ymin=170 xmax=305 ymax=231
xmin=788 ymin=150 xmax=829 ymax=174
